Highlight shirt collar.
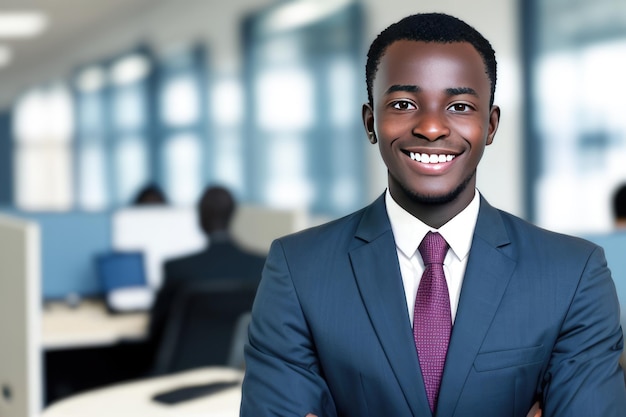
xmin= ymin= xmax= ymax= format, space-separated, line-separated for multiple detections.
xmin=385 ymin=189 xmax=480 ymax=262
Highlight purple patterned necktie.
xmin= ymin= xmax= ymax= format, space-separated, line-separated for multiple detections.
xmin=414 ymin=231 xmax=451 ymax=412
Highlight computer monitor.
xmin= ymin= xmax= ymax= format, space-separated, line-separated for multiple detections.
xmin=0 ymin=214 xmax=41 ymax=417
xmin=111 ymin=207 xmax=205 ymax=289
xmin=96 ymin=251 xmax=146 ymax=292
xmin=95 ymin=251 xmax=153 ymax=312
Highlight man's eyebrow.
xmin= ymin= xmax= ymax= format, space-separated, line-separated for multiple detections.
xmin=446 ymin=87 xmax=479 ymax=97
xmin=385 ymin=84 xmax=420 ymax=95
xmin=384 ymin=85 xmax=479 ymax=98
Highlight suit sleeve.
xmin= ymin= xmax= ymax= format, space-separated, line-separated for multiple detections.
xmin=240 ymin=239 xmax=337 ymax=417
xmin=542 ymin=246 xmax=626 ymax=416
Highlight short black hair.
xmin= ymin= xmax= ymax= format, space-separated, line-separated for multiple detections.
xmin=365 ymin=13 xmax=497 ymax=107
xmin=198 ymin=185 xmax=236 ymax=235
xmin=133 ymin=183 xmax=167 ymax=205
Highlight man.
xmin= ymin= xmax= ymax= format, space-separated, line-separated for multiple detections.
xmin=148 ymin=185 xmax=266 ymax=355
xmin=240 ymin=13 xmax=626 ymax=416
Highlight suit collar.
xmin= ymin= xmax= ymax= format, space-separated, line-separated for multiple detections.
xmin=472 ymin=195 xmax=511 ymax=249
xmin=353 ymin=194 xmax=391 ymax=244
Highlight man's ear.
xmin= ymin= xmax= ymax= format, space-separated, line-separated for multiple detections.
xmin=362 ymin=103 xmax=377 ymax=144
xmin=486 ymin=105 xmax=500 ymax=146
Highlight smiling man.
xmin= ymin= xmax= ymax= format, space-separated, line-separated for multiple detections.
xmin=240 ymin=13 xmax=626 ymax=417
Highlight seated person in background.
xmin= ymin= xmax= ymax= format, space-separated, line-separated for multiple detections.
xmin=147 ymin=185 xmax=266 ymax=358
xmin=613 ymin=183 xmax=626 ymax=229
xmin=133 ymin=183 xmax=168 ymax=205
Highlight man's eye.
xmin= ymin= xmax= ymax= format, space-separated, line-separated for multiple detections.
xmin=392 ymin=101 xmax=416 ymax=110
xmin=449 ymin=103 xmax=472 ymax=112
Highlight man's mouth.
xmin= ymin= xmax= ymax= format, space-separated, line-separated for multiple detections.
xmin=407 ymin=151 xmax=456 ymax=164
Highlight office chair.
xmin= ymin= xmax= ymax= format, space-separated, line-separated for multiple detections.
xmin=152 ymin=279 xmax=258 ymax=375
xmin=227 ymin=311 xmax=252 ymax=369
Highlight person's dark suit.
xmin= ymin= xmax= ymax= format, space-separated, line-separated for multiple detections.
xmin=241 ymin=194 xmax=626 ymax=416
xmin=148 ymin=238 xmax=266 ymax=355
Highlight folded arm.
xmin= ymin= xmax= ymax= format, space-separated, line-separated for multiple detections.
xmin=542 ymin=246 xmax=626 ymax=416
xmin=240 ymin=240 xmax=337 ymax=417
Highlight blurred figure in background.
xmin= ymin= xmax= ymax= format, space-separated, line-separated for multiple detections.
xmin=147 ymin=185 xmax=266 ymax=362
xmin=613 ymin=184 xmax=626 ymax=229
xmin=133 ymin=183 xmax=168 ymax=205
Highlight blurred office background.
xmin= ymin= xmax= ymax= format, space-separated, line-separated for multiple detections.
xmin=0 ymin=0 xmax=625 ymax=412
xmin=1 ymin=0 xmax=624 ymax=235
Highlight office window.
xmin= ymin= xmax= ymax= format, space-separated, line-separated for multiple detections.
xmin=77 ymin=141 xmax=107 ymax=210
xmin=243 ymin=0 xmax=365 ymax=216
xmin=75 ymin=66 xmax=108 ymax=210
xmin=161 ymin=76 xmax=200 ymax=126
xmin=163 ymin=133 xmax=202 ymax=204
xmin=114 ymin=135 xmax=149 ymax=204
xmin=74 ymin=49 xmax=155 ymax=209
xmin=109 ymin=52 xmax=152 ymax=206
xmin=211 ymin=75 xmax=245 ymax=195
xmin=527 ymin=0 xmax=626 ymax=233
xmin=157 ymin=46 xmax=208 ymax=206
xmin=13 ymin=83 xmax=74 ymax=210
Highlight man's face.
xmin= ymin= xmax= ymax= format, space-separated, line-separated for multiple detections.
xmin=363 ymin=40 xmax=499 ymax=214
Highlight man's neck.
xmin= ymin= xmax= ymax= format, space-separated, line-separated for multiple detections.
xmin=389 ymin=188 xmax=476 ymax=229
xmin=208 ymin=230 xmax=231 ymax=243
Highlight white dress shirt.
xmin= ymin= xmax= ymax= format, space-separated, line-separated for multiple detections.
xmin=385 ymin=189 xmax=480 ymax=325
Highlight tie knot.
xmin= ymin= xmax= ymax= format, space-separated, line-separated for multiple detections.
xmin=418 ymin=232 xmax=448 ymax=265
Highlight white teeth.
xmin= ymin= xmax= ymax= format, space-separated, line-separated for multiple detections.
xmin=408 ymin=152 xmax=456 ymax=164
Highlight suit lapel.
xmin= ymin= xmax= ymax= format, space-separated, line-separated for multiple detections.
xmin=349 ymin=195 xmax=431 ymax=416
xmin=436 ymin=198 xmax=517 ymax=417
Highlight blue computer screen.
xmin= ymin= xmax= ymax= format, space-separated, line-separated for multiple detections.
xmin=95 ymin=252 xmax=147 ymax=292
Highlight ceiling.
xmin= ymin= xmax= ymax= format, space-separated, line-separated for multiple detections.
xmin=0 ymin=0 xmax=183 ymax=109
xmin=0 ymin=0 xmax=345 ymax=110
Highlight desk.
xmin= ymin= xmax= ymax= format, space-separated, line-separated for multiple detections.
xmin=42 ymin=367 xmax=243 ymax=417
xmin=42 ymin=300 xmax=148 ymax=350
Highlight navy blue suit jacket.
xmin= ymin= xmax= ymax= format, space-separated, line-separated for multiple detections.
xmin=241 ymin=195 xmax=626 ymax=416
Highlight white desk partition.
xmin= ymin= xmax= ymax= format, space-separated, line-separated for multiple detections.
xmin=231 ymin=204 xmax=309 ymax=254
xmin=0 ymin=214 xmax=41 ymax=417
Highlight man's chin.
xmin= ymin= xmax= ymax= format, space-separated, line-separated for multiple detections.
xmin=399 ymin=171 xmax=476 ymax=206
xmin=407 ymin=190 xmax=460 ymax=206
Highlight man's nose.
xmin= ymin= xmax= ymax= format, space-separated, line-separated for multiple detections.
xmin=411 ymin=110 xmax=450 ymax=141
